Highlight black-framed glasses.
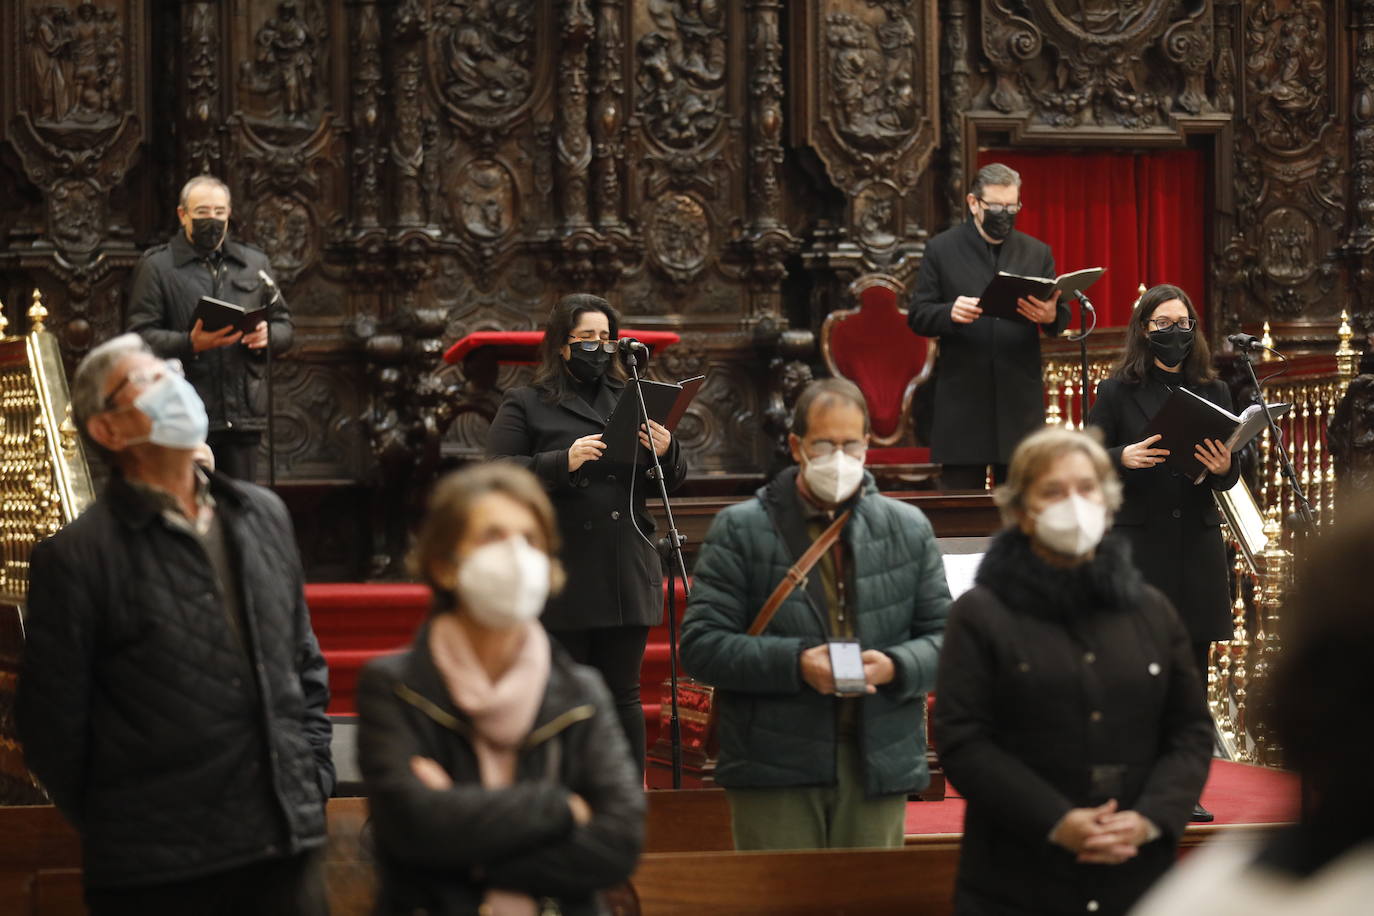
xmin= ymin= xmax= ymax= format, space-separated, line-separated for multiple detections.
xmin=569 ymin=338 xmax=616 ymax=354
xmin=977 ymin=198 xmax=1022 ymax=215
xmin=807 ymin=440 xmax=868 ymax=460
xmin=103 ymin=358 xmax=184 ymax=410
xmin=1148 ymin=317 xmax=1195 ymax=332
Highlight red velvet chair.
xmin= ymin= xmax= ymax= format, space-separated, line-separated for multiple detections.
xmin=820 ymin=275 xmax=937 ymax=485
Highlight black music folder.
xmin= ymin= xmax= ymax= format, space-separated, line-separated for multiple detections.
xmin=1142 ymin=387 xmax=1291 ymax=483
xmin=600 ymin=375 xmax=704 ymax=470
xmin=193 ymin=295 xmax=268 ymax=334
xmin=977 ymin=267 xmax=1105 ymax=322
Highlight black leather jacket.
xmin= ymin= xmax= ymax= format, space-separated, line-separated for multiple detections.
xmin=126 ymin=231 xmax=292 ymax=433
xmin=357 ymin=619 xmax=645 ymax=915
xmin=17 ymin=473 xmax=333 ymax=889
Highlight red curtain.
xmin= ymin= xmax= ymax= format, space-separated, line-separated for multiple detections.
xmin=974 ymin=149 xmax=1207 ymax=328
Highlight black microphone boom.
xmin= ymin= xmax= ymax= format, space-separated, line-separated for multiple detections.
xmin=1228 ymin=333 xmax=1262 ymax=351
xmin=618 ymin=337 xmax=650 ymax=357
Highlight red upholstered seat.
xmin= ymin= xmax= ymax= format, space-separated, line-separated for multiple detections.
xmin=443 ymin=329 xmax=682 ymax=366
xmin=821 ymin=276 xmax=935 ymax=467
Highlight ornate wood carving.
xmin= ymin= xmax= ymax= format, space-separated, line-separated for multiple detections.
xmin=1344 ymin=0 xmax=1374 ymax=332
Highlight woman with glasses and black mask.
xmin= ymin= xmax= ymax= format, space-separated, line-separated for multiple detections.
xmin=486 ymin=293 xmax=688 ymax=776
xmin=1086 ymin=283 xmax=1236 ymax=822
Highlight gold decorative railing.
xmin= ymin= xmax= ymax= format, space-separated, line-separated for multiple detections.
xmin=0 ymin=290 xmax=94 ymax=803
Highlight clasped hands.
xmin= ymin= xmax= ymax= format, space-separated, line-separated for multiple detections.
xmin=1121 ymin=433 xmax=1231 ymax=476
xmin=799 ymin=643 xmax=893 ymax=696
xmin=1049 ymin=799 xmax=1157 ymax=865
xmin=191 ymin=319 xmax=269 ymax=353
xmin=950 ymin=290 xmax=1060 ymax=325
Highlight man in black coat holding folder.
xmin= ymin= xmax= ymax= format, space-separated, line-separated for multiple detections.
xmin=127 ymin=175 xmax=292 ymax=480
xmin=909 ymin=163 xmax=1069 ymax=489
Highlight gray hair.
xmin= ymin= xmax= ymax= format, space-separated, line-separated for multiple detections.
xmin=178 ymin=175 xmax=231 ymax=210
xmin=970 ymin=162 xmax=1022 ymax=198
xmin=994 ymin=426 xmax=1123 ymax=526
xmin=71 ymin=333 xmax=149 ymax=463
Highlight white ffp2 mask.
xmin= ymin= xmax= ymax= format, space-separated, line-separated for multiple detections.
xmin=1032 ymin=492 xmax=1107 ymax=557
xmin=455 ymin=537 xmax=551 ymax=628
xmin=802 ymin=450 xmax=865 ymax=505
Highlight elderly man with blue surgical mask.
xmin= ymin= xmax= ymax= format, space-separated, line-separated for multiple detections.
xmin=17 ymin=333 xmax=333 ymax=915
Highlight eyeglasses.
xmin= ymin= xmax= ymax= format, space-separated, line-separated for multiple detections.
xmin=568 ymin=339 xmax=616 ymax=354
xmin=977 ymin=198 xmax=1022 ymax=215
xmin=103 ymin=358 xmax=183 ymax=410
xmin=1147 ymin=317 xmax=1195 ymax=332
xmin=807 ymin=440 xmax=868 ymax=460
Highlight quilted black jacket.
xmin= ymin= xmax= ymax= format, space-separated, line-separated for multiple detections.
xmin=126 ymin=231 xmax=292 ymax=433
xmin=17 ymin=472 xmax=333 ymax=889
xmin=357 ymin=619 xmax=645 ymax=915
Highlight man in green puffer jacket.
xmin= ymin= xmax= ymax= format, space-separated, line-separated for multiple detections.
xmin=681 ymin=378 xmax=951 ymax=850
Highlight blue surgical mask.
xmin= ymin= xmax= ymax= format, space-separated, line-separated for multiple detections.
xmin=131 ymin=373 xmax=209 ymax=449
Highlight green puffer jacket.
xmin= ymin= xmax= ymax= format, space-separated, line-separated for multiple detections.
xmin=680 ymin=467 xmax=951 ymax=798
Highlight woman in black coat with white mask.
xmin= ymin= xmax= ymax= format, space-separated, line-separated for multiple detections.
xmin=486 ymin=294 xmax=687 ymax=774
xmin=934 ymin=428 xmax=1213 ymax=916
xmin=1086 ymin=284 xmax=1236 ymax=820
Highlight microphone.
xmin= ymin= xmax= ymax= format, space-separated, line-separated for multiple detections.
xmin=258 ymin=269 xmax=281 ymax=304
xmin=1074 ymin=290 xmax=1095 ymax=313
xmin=618 ymin=337 xmax=650 ymax=357
xmin=1227 ymin=333 xmax=1262 ymax=352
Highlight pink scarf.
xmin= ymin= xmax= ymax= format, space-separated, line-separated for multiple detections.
xmin=429 ymin=615 xmax=552 ymax=916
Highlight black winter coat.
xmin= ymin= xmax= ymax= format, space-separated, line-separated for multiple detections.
xmin=356 ymin=619 xmax=645 ymax=916
xmin=127 ymin=231 xmax=293 ymax=433
xmin=486 ymin=379 xmax=687 ymax=629
xmin=909 ymin=220 xmax=1069 ymax=465
xmin=17 ymin=473 xmax=333 ymax=889
xmin=1087 ymin=371 xmax=1240 ymax=644
xmin=934 ymin=529 xmax=1213 ymax=916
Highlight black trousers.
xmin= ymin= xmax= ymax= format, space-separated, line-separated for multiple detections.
xmin=207 ymin=429 xmax=261 ymax=482
xmin=939 ymin=463 xmax=1008 ymax=491
xmin=547 ymin=625 xmax=650 ymax=777
xmin=85 ymin=848 xmax=328 ymax=916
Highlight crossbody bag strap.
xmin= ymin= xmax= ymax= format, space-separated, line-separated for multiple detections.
xmin=745 ymin=509 xmax=852 ymax=637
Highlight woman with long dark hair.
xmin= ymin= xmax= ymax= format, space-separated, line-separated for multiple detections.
xmin=1086 ymin=283 xmax=1236 ymax=821
xmin=486 ymin=294 xmax=687 ymax=775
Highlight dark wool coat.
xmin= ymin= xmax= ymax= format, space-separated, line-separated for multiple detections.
xmin=356 ymin=621 xmax=645 ymax=916
xmin=1087 ymin=372 xmax=1240 ymax=644
xmin=486 ymin=380 xmax=687 ymax=630
xmin=680 ymin=468 xmax=950 ymax=798
xmin=934 ymin=529 xmax=1213 ymax=916
xmin=17 ymin=473 xmax=333 ymax=889
xmin=908 ymin=219 xmax=1070 ymax=466
xmin=127 ymin=231 xmax=292 ymax=433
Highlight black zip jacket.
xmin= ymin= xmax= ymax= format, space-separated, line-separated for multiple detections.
xmin=17 ymin=472 xmax=333 ymax=889
xmin=126 ymin=231 xmax=292 ymax=433
xmin=356 ymin=618 xmax=645 ymax=915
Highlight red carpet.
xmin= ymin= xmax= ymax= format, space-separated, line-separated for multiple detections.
xmin=904 ymin=760 xmax=1300 ymax=835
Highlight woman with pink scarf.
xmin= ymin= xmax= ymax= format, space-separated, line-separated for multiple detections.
xmin=357 ymin=464 xmax=645 ymax=915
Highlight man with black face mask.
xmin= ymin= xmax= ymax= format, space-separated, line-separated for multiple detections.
xmin=127 ymin=175 xmax=293 ymax=480
xmin=909 ymin=162 xmax=1069 ymax=490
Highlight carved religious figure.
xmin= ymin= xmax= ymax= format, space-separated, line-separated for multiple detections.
xmin=636 ymin=0 xmax=726 ymax=149
xmin=239 ymin=0 xmax=321 ymax=122
xmin=28 ymin=2 xmax=125 ymax=123
xmin=436 ymin=0 xmax=534 ymax=114
xmin=1246 ymin=0 xmax=1327 ymax=152
xmin=824 ymin=8 xmax=919 ymax=150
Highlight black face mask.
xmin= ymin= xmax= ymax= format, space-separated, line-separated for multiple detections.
xmin=566 ymin=344 xmax=611 ymax=383
xmin=1148 ymin=326 xmax=1195 ymax=368
xmin=189 ymin=217 xmax=226 ymax=252
xmin=979 ymin=208 xmax=1017 ymax=242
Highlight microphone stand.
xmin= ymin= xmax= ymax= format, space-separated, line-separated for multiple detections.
xmin=623 ymin=348 xmax=690 ymax=789
xmin=1065 ymin=290 xmax=1098 ymax=425
xmin=263 ymin=286 xmax=279 ymax=488
xmin=1237 ymin=346 xmax=1315 ymax=534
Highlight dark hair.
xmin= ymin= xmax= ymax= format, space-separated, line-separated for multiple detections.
xmin=1260 ymin=498 xmax=1374 ymax=819
xmin=1110 ymin=283 xmax=1215 ymax=386
xmin=531 ymin=293 xmax=626 ymax=401
xmin=790 ymin=378 xmax=871 ymax=437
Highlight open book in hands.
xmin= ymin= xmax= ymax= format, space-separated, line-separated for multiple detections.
xmin=1142 ymin=387 xmax=1292 ymax=483
xmin=977 ymin=267 xmax=1105 ymax=322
